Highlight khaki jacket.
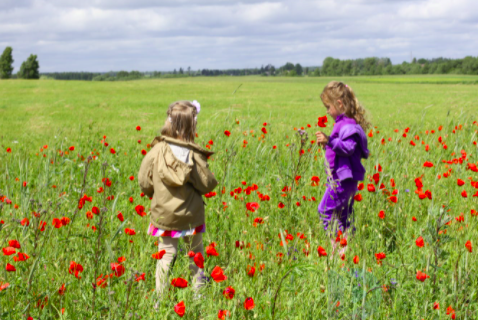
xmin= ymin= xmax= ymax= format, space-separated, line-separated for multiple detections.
xmin=138 ymin=136 xmax=218 ymax=230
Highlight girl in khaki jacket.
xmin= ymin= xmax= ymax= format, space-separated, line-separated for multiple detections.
xmin=138 ymin=100 xmax=218 ymax=296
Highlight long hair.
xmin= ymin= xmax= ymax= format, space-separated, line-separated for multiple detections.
xmin=320 ymin=81 xmax=370 ymax=131
xmin=160 ymin=101 xmax=197 ymax=142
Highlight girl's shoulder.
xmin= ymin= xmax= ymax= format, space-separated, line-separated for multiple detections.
xmin=151 ymin=136 xmax=214 ymax=157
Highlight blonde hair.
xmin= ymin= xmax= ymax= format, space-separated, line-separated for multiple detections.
xmin=320 ymin=81 xmax=370 ymax=131
xmin=160 ymin=100 xmax=197 ymax=142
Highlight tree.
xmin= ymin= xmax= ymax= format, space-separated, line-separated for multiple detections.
xmin=0 ymin=47 xmax=14 ymax=79
xmin=295 ymin=63 xmax=303 ymax=76
xmin=18 ymin=54 xmax=39 ymax=79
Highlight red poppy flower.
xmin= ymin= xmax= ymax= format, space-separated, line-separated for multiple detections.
xmin=433 ymin=302 xmax=439 ymax=310
xmin=68 ymin=261 xmax=84 ymax=279
xmin=141 ymin=149 xmax=147 ymax=155
xmin=174 ymin=301 xmax=186 ymax=317
xmin=416 ymin=270 xmax=430 ymax=282
xmin=278 ymin=202 xmax=285 ymax=209
xmin=317 ymin=115 xmax=328 ymax=127
xmin=206 ymin=244 xmax=219 ymax=257
xmin=61 ymin=217 xmax=70 ymax=226
xmin=354 ymin=194 xmax=362 ymax=201
xmin=378 ymin=210 xmax=385 ymax=219
xmin=423 ymin=161 xmax=434 ymax=167
xmin=247 ymin=265 xmax=255 ymax=277
xmin=171 ymin=277 xmax=188 ymax=288
xmin=124 ymin=228 xmax=136 ymax=236
xmin=457 ymin=179 xmax=465 ymax=186
xmin=52 ymin=218 xmax=62 ymax=228
xmin=6 ymin=263 xmax=16 ymax=272
xmin=465 ymin=240 xmax=472 ymax=253
xmin=110 ymin=263 xmax=125 ymax=277
xmin=317 ymin=246 xmax=327 ymax=257
xmin=224 ymin=130 xmax=231 ymax=137
xmin=415 ymin=236 xmax=424 ymax=248
xmin=21 ymin=218 xmax=30 ymax=226
xmin=58 ymin=284 xmax=66 ymax=296
xmin=110 ymin=148 xmax=116 ymax=154
xmin=135 ymin=273 xmax=145 ymax=282
xmin=136 ymin=126 xmax=141 ymax=131
xmin=117 ymin=212 xmax=124 ymax=222
xmin=375 ymin=252 xmax=386 ymax=265
xmin=218 ymin=309 xmax=230 ymax=320
xmin=261 ymin=127 xmax=267 ymax=134
xmin=244 ymin=297 xmax=255 ymax=310
xmin=135 ymin=205 xmax=146 ymax=217
xmin=2 ymin=247 xmax=16 ymax=256
xmin=223 ymin=286 xmax=235 ymax=299
xmin=246 ymin=202 xmax=259 ymax=212
xmin=92 ymin=206 xmax=100 ymax=215
xmin=211 ymin=266 xmax=227 ymax=282
xmin=353 ymin=255 xmax=359 ymax=264
xmin=193 ymin=252 xmax=204 ymax=269
xmin=357 ymin=183 xmax=364 ymax=190
xmin=388 ymin=196 xmax=397 ymax=203
xmin=69 ymin=146 xmax=75 ymax=151
xmin=152 ymin=250 xmax=166 ymax=260
xmin=8 ymin=240 xmax=20 ymax=249
xmin=367 ymin=184 xmax=375 ymax=192
xmin=461 ymin=190 xmax=467 ymax=198
xmin=6 ymin=147 xmax=11 ymax=153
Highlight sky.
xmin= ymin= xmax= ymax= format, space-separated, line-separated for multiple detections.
xmin=1 ymin=0 xmax=477 ymax=72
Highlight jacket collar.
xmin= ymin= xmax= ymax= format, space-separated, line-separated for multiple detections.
xmin=151 ymin=136 xmax=214 ymax=157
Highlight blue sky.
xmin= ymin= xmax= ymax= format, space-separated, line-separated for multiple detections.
xmin=1 ymin=0 xmax=477 ymax=72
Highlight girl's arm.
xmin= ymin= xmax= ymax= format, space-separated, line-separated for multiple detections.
xmin=189 ymin=152 xmax=218 ymax=195
xmin=327 ymin=135 xmax=357 ymax=157
xmin=138 ymin=147 xmax=156 ymax=198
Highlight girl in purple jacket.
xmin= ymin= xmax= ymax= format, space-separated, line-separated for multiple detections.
xmin=315 ymin=81 xmax=370 ymax=252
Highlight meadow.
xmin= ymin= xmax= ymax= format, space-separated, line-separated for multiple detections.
xmin=1 ymin=75 xmax=478 ymax=319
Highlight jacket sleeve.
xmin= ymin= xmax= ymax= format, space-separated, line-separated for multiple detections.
xmin=189 ymin=152 xmax=218 ymax=195
xmin=138 ymin=147 xmax=156 ymax=198
xmin=327 ymin=135 xmax=357 ymax=157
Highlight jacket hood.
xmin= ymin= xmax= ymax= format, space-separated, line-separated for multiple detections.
xmin=151 ymin=136 xmax=214 ymax=157
xmin=340 ymin=124 xmax=369 ymax=159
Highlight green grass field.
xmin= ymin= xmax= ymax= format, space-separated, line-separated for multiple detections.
xmin=1 ymin=75 xmax=478 ymax=319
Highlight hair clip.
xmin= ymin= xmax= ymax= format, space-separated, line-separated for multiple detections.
xmin=191 ymin=100 xmax=201 ymax=114
xmin=168 ymin=116 xmax=172 ymax=123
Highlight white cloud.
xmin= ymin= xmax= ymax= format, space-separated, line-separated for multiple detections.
xmin=0 ymin=0 xmax=476 ymax=72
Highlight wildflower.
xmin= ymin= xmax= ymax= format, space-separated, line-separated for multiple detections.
xmin=193 ymin=252 xmax=204 ymax=269
xmin=152 ymin=250 xmax=166 ymax=260
xmin=136 ymin=126 xmax=141 ymax=131
xmin=174 ymin=301 xmax=186 ymax=317
xmin=8 ymin=240 xmax=20 ymax=249
xmin=110 ymin=263 xmax=125 ymax=277
xmin=206 ymin=243 xmax=219 ymax=257
xmin=218 ymin=309 xmax=230 ymax=320
xmin=124 ymin=228 xmax=136 ymax=235
xmin=211 ymin=266 xmax=227 ymax=282
xmin=465 ymin=240 xmax=472 ymax=253
xmin=135 ymin=205 xmax=146 ymax=217
xmin=317 ymin=246 xmax=327 ymax=257
xmin=378 ymin=210 xmax=385 ymax=219
xmin=58 ymin=284 xmax=66 ymax=295
xmin=423 ymin=161 xmax=434 ymax=167
xmin=223 ymin=286 xmax=235 ymax=299
xmin=244 ymin=297 xmax=255 ymax=310
xmin=117 ymin=212 xmax=124 ymax=222
xmin=171 ymin=278 xmax=188 ymax=288
xmin=2 ymin=247 xmax=16 ymax=256
xmin=317 ymin=115 xmax=328 ymax=127
xmin=224 ymin=130 xmax=231 ymax=137
xmin=68 ymin=261 xmax=84 ymax=279
xmin=353 ymin=255 xmax=359 ymax=264
xmin=415 ymin=236 xmax=424 ymax=248
xmin=247 ymin=265 xmax=255 ymax=277
xmin=6 ymin=263 xmax=16 ymax=272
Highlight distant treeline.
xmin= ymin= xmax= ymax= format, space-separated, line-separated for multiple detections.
xmin=32 ymin=56 xmax=478 ymax=81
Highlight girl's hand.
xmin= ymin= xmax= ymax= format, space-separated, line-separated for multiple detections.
xmin=315 ymin=131 xmax=329 ymax=146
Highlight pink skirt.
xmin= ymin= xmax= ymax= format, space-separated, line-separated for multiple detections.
xmin=147 ymin=223 xmax=206 ymax=238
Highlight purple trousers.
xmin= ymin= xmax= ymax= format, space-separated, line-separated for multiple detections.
xmin=318 ymin=179 xmax=358 ymax=233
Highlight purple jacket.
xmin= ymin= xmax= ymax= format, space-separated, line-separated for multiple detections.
xmin=325 ymin=114 xmax=369 ymax=181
